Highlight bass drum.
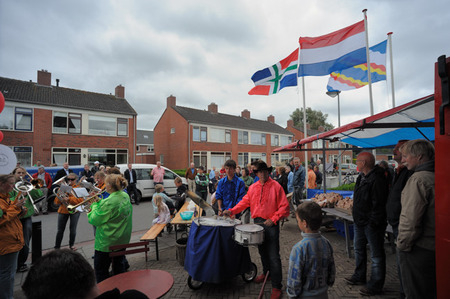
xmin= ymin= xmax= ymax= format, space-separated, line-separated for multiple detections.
xmin=234 ymin=224 xmax=264 ymax=246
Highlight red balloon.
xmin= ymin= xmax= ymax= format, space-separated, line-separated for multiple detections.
xmin=0 ymin=131 xmax=3 ymax=142
xmin=0 ymin=91 xmax=4 ymax=114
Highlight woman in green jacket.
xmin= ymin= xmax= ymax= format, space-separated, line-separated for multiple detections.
xmin=88 ymin=174 xmax=132 ymax=283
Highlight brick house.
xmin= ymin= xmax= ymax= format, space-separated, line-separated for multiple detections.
xmin=135 ymin=129 xmax=155 ymax=164
xmin=286 ymin=119 xmax=353 ymax=165
xmin=0 ymin=70 xmax=137 ymax=167
xmin=154 ymin=95 xmax=295 ymax=170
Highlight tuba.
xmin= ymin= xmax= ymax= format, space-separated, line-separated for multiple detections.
xmin=52 ymin=176 xmax=72 ymax=208
xmin=14 ymin=178 xmax=40 ymax=215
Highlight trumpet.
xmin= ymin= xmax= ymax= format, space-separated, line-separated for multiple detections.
xmin=67 ymin=189 xmax=106 ymax=213
xmin=14 ymin=178 xmax=40 ymax=215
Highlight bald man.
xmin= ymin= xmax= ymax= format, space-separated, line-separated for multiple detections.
xmin=344 ymin=152 xmax=389 ymax=296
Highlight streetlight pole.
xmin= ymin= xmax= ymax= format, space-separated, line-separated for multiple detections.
xmin=326 ymin=91 xmax=342 ymax=186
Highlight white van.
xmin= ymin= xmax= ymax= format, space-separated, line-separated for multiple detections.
xmin=117 ymin=164 xmax=187 ymax=201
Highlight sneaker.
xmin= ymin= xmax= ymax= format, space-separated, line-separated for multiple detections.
xmin=254 ymin=273 xmax=270 ymax=283
xmin=360 ymin=287 xmax=382 ymax=296
xmin=344 ymin=276 xmax=366 ymax=285
xmin=270 ymin=288 xmax=282 ymax=299
xmin=17 ymin=265 xmax=29 ymax=273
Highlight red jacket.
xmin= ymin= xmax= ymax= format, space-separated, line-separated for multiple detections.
xmin=32 ymin=172 xmax=53 ymax=189
xmin=229 ymin=177 xmax=290 ymax=225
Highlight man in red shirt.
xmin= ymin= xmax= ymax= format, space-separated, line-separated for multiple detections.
xmin=224 ymin=160 xmax=289 ymax=299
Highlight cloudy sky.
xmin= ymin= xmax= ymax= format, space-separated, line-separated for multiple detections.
xmin=1 ymin=0 xmax=448 ymax=131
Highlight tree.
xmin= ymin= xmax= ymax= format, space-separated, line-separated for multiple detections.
xmin=290 ymin=107 xmax=334 ymax=131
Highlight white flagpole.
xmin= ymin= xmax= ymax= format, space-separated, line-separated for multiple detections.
xmin=387 ymin=32 xmax=396 ymax=108
xmin=297 ymin=44 xmax=309 ymax=189
xmin=301 ymin=76 xmax=309 ymax=190
xmin=363 ymin=9 xmax=374 ymax=116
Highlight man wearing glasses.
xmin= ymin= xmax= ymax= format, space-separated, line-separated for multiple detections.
xmin=223 ymin=160 xmax=290 ymax=299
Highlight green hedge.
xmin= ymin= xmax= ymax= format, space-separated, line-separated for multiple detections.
xmin=172 ymin=169 xmax=186 ymax=177
xmin=330 ymin=183 xmax=356 ymax=191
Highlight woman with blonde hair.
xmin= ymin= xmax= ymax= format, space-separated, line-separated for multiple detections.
xmin=88 ymin=174 xmax=132 ymax=283
xmin=152 ymin=194 xmax=171 ymax=225
xmin=0 ymin=174 xmax=26 ymax=299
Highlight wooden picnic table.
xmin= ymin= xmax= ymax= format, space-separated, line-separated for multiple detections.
xmin=171 ymin=199 xmax=203 ymax=239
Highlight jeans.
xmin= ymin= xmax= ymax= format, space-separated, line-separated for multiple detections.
xmin=127 ymin=183 xmax=139 ymax=204
xmin=352 ymin=223 xmax=386 ymax=292
xmin=0 ymin=251 xmax=19 ymax=299
xmin=38 ymin=188 xmax=48 ymax=213
xmin=391 ymin=225 xmax=405 ymax=298
xmin=398 ymin=246 xmax=436 ymax=299
xmin=94 ymin=250 xmax=125 ymax=283
xmin=17 ymin=216 xmax=32 ymax=268
xmin=256 ymin=217 xmax=282 ymax=289
xmin=55 ymin=212 xmax=81 ymax=249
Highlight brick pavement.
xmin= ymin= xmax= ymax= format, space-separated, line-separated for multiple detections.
xmin=14 ymin=217 xmax=400 ymax=299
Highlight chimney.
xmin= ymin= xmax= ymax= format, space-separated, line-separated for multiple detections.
xmin=37 ymin=70 xmax=51 ymax=86
xmin=115 ymin=85 xmax=125 ymax=98
xmin=56 ymin=79 xmax=60 ymax=87
xmin=267 ymin=115 xmax=275 ymax=123
xmin=287 ymin=119 xmax=294 ymax=128
xmin=318 ymin=125 xmax=324 ymax=132
xmin=208 ymin=102 xmax=218 ymax=114
xmin=167 ymin=95 xmax=176 ymax=108
xmin=241 ymin=109 xmax=250 ymax=119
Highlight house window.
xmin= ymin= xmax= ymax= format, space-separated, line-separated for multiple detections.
xmin=0 ymin=106 xmax=14 ymax=130
xmin=193 ymin=126 xmax=207 ymax=142
xmin=238 ymin=153 xmax=249 ymax=168
xmin=53 ymin=112 xmax=82 ymax=134
xmin=15 ymin=107 xmax=33 ymax=131
xmin=250 ymin=152 xmax=266 ymax=162
xmin=87 ymin=148 xmax=128 ymax=166
xmin=136 ymin=146 xmax=140 ymax=152
xmin=117 ymin=118 xmax=128 ymax=136
xmin=210 ymin=128 xmax=225 ymax=143
xmin=280 ymin=135 xmax=292 ymax=146
xmin=210 ymin=152 xmax=231 ymax=169
xmin=13 ymin=146 xmax=32 ymax=167
xmin=251 ymin=133 xmax=266 ymax=145
xmin=170 ymin=128 xmax=175 ymax=134
xmin=89 ymin=115 xmax=116 ymax=136
xmin=52 ymin=148 xmax=81 ymax=166
xmin=225 ymin=130 xmax=231 ymax=143
xmin=271 ymin=134 xmax=279 ymax=146
xmin=147 ymin=145 xmax=154 ymax=152
xmin=193 ymin=151 xmax=208 ymax=168
xmin=238 ymin=131 xmax=249 ymax=144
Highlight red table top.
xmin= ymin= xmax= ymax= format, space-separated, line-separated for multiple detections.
xmin=97 ymin=269 xmax=174 ymax=299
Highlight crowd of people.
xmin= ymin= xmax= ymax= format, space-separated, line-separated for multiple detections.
xmin=0 ymin=138 xmax=437 ymax=299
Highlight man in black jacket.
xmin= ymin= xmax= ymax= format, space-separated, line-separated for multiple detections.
xmin=345 ymin=152 xmax=389 ymax=296
xmin=124 ymin=164 xmax=139 ymax=205
xmin=54 ymin=162 xmax=73 ymax=182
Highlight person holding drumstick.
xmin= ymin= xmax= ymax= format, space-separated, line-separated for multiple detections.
xmin=88 ymin=174 xmax=132 ymax=283
xmin=0 ymin=174 xmax=27 ymax=299
xmin=223 ymin=160 xmax=290 ymax=299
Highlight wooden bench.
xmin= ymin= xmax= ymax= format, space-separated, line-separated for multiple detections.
xmin=140 ymin=223 xmax=167 ymax=261
xmin=109 ymin=241 xmax=150 ymax=262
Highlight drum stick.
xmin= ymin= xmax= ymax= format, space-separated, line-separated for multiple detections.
xmin=258 ymin=271 xmax=270 ymax=299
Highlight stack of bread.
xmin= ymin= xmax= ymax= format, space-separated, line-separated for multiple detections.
xmin=311 ymin=192 xmax=343 ymax=208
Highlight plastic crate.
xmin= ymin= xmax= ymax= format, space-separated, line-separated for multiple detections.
xmin=333 ymin=219 xmax=354 ymax=240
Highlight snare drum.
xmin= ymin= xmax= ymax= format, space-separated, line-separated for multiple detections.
xmin=234 ymin=224 xmax=264 ymax=246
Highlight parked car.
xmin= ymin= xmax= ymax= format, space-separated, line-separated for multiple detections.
xmin=117 ymin=164 xmax=187 ymax=202
xmin=340 ymin=163 xmax=358 ymax=175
